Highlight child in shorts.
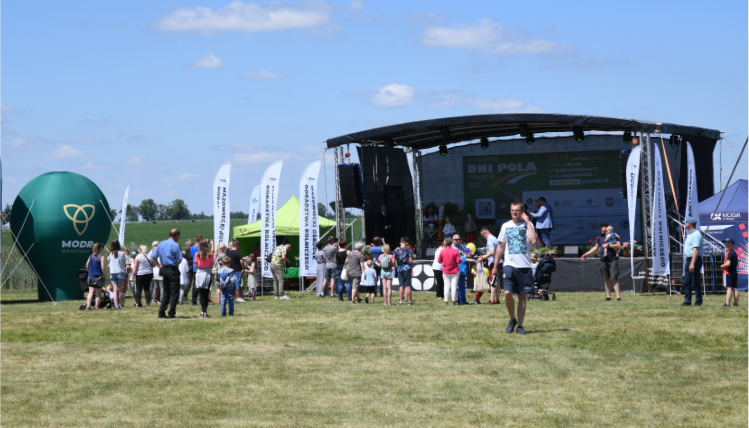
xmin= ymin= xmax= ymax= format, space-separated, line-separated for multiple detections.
xmin=458 ymin=248 xmax=476 ymax=305
xmin=361 ymin=259 xmax=377 ymax=304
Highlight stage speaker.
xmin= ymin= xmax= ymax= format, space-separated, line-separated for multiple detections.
xmin=338 ymin=163 xmax=364 ymax=208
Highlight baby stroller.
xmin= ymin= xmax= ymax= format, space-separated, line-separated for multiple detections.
xmin=529 ymin=257 xmax=556 ymax=301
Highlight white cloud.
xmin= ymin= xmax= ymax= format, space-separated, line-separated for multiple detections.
xmin=240 ymin=69 xmax=286 ymax=80
xmin=422 ymin=19 xmax=565 ymax=55
xmin=427 ymin=91 xmax=542 ymax=113
xmin=49 ymin=144 xmax=85 ymax=159
xmin=349 ymin=1 xmax=364 ymax=11
xmin=371 ymin=84 xmax=414 ymax=107
xmin=233 ymin=151 xmax=295 ymax=164
xmin=125 ymin=156 xmax=142 ymax=166
xmin=10 ymin=138 xmax=26 ymax=148
xmin=178 ymin=173 xmax=199 ymax=180
xmin=187 ymin=52 xmax=224 ymax=69
xmin=155 ymin=1 xmax=331 ymax=34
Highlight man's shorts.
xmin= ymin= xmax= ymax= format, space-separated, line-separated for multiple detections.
xmin=600 ymin=259 xmax=619 ymax=281
xmin=502 ymin=265 xmax=532 ymax=295
xmin=349 ymin=276 xmax=361 ymax=291
xmin=725 ymin=274 xmax=738 ymax=289
xmin=397 ymin=267 xmax=412 ymax=288
xmin=110 ymin=272 xmax=126 ymax=286
xmin=230 ymin=271 xmax=242 ymax=290
xmin=324 ymin=267 xmax=336 ymax=280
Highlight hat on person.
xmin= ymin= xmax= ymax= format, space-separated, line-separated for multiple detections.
xmin=722 ymin=238 xmax=735 ymax=245
xmin=685 ymin=216 xmax=698 ymax=225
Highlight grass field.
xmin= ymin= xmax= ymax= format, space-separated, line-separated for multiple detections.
xmin=1 ymin=289 xmax=746 ymax=427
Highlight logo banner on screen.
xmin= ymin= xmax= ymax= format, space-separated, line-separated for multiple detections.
xmin=118 ymin=185 xmax=129 ymax=244
xmin=261 ymin=161 xmax=283 ymax=278
xmin=213 ymin=163 xmax=231 ymax=248
xmin=299 ymin=161 xmax=321 ymax=277
xmin=652 ymin=148 xmax=670 ymax=276
xmin=248 ymin=185 xmax=261 ymax=224
xmin=626 ymin=147 xmax=641 ymax=276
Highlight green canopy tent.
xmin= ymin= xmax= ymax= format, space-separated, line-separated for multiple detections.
xmin=233 ymin=196 xmax=337 ymax=275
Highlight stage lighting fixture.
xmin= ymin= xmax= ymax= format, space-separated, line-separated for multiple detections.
xmin=623 ymin=131 xmax=632 ymax=144
xmin=573 ymin=126 xmax=584 ymax=142
xmin=669 ymin=135 xmax=680 ymax=147
xmin=480 ymin=136 xmax=489 ymax=150
xmin=518 ymin=124 xmax=529 ymax=137
xmin=439 ymin=145 xmax=448 ymax=156
xmin=383 ymin=137 xmax=395 ymax=148
xmin=526 ymin=133 xmax=535 ymax=145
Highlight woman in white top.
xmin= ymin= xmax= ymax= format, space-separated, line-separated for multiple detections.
xmin=245 ymin=254 xmax=258 ymax=301
xmin=150 ymin=241 xmax=163 ymax=304
xmin=132 ymin=245 xmax=156 ymax=307
xmin=107 ymin=240 xmax=127 ymax=309
xmin=442 ymin=216 xmax=457 ymax=238
xmin=432 ymin=240 xmax=446 ymax=300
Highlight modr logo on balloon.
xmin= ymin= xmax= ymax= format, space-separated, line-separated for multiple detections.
xmin=10 ymin=172 xmax=111 ymax=301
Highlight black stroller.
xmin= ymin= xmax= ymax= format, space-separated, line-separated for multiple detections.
xmin=529 ymin=257 xmax=556 ymax=301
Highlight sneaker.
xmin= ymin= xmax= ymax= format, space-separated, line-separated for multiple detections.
xmin=279 ymin=295 xmax=290 ymax=300
xmin=192 ymin=302 xmax=198 ymax=306
xmin=616 ymin=298 xmax=621 ymax=301
xmin=516 ymin=326 xmax=526 ymax=335
xmin=251 ymin=297 xmax=256 ymax=301
xmin=408 ymin=301 xmax=413 ymax=305
xmin=605 ymin=297 xmax=611 ymax=301
xmin=236 ymin=298 xmax=246 ymax=302
xmin=694 ymin=303 xmax=702 ymax=307
xmin=733 ymin=303 xmax=739 ymax=307
xmin=724 ymin=303 xmax=730 ymax=307
xmin=399 ymin=301 xmax=403 ymax=305
xmin=505 ymin=318 xmax=517 ymax=334
xmin=199 ymin=313 xmax=204 ymax=319
xmin=365 ymin=297 xmax=369 ymax=304
xmin=275 ymin=296 xmax=280 ymax=299
xmin=474 ymin=299 xmax=480 ymax=305
xmin=681 ymin=302 xmax=691 ymax=306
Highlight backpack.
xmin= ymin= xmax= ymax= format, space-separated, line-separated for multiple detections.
xmin=219 ymin=271 xmax=235 ymax=291
xmin=379 ymin=253 xmax=392 ymax=269
xmin=394 ymin=247 xmax=411 ymax=266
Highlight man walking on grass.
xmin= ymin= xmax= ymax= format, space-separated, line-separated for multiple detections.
xmin=153 ymin=228 xmax=183 ymax=319
xmin=682 ymin=217 xmax=704 ymax=307
xmin=493 ymin=202 xmax=537 ymax=335
xmin=226 ymin=240 xmax=246 ymax=302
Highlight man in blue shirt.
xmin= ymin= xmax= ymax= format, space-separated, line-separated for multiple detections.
xmin=529 ymin=197 xmax=553 ymax=248
xmin=152 ymin=228 xmax=184 ymax=318
xmin=682 ymin=217 xmax=703 ymax=307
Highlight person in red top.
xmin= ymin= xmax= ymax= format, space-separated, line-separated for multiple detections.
xmin=438 ymin=237 xmax=462 ymax=305
xmin=193 ymin=240 xmax=215 ymax=319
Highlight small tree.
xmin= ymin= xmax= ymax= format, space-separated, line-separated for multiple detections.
xmin=124 ymin=204 xmax=139 ymax=222
xmin=166 ymin=199 xmax=191 ymax=220
xmin=1 ymin=204 xmax=11 ymax=225
xmin=138 ymin=199 xmax=158 ymax=221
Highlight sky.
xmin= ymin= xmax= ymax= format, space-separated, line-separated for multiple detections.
xmin=2 ymin=0 xmax=747 ymax=218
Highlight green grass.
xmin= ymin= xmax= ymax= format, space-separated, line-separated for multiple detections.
xmin=1 ymin=290 xmax=746 ymax=427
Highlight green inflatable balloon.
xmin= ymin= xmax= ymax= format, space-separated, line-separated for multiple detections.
xmin=10 ymin=172 xmax=112 ymax=301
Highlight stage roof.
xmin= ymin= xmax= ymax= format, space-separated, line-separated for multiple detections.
xmin=325 ymin=113 xmax=722 ymax=150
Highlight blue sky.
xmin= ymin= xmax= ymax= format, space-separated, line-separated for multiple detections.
xmin=2 ymin=0 xmax=747 ymax=216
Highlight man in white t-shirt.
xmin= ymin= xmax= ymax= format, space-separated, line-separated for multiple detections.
xmin=493 ymin=201 xmax=537 ymax=335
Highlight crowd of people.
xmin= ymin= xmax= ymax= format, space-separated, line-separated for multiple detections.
xmin=81 ymin=198 xmax=739 ymax=329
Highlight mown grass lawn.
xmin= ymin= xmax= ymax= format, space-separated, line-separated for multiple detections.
xmin=1 ymin=290 xmax=746 ymax=427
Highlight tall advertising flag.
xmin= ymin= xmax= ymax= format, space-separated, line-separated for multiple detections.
xmin=684 ymin=142 xmax=700 ymax=233
xmin=299 ymin=161 xmax=321 ymax=277
xmin=260 ymin=161 xmax=283 ymax=278
xmin=118 ymin=186 xmax=129 ymax=244
xmin=213 ymin=163 xmax=231 ymax=248
xmin=652 ymin=148 xmax=670 ymax=276
xmin=626 ymin=146 xmax=641 ymax=276
xmin=248 ymin=185 xmax=261 ymax=224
